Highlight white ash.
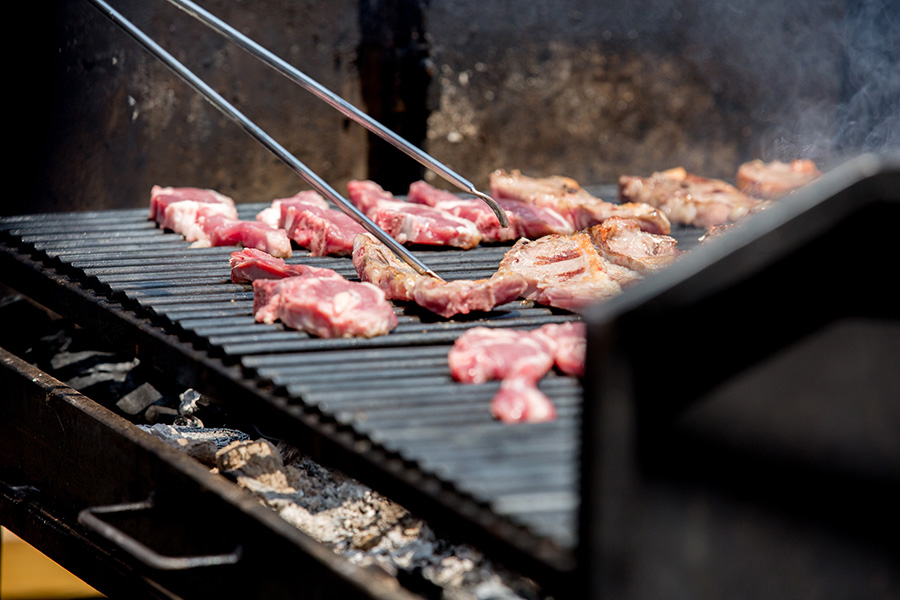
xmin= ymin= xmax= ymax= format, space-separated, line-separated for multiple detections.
xmin=140 ymin=423 xmax=251 ymax=467
xmin=156 ymin=429 xmax=545 ymax=600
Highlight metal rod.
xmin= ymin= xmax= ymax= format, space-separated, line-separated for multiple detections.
xmin=85 ymin=0 xmax=442 ymax=280
xmin=163 ymin=0 xmax=510 ymax=229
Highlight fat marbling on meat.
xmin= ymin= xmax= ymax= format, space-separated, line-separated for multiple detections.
xmin=587 ymin=216 xmax=681 ymax=275
xmin=348 ymin=180 xmax=482 ymax=249
xmin=352 ymin=233 xmax=526 ymax=318
xmin=253 ymin=276 xmax=397 ymax=339
xmin=230 ymin=248 xmax=396 ymax=338
xmin=406 ymin=180 xmax=573 ymax=242
xmin=490 ymin=169 xmax=671 ymax=234
xmin=618 ymin=167 xmax=770 ymax=228
xmin=257 ymin=191 xmax=365 ymax=256
xmin=193 ymin=214 xmax=292 ymax=258
xmin=150 ymin=185 xmax=238 ymax=242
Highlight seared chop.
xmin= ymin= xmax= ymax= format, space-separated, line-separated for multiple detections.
xmin=619 ymin=167 xmax=769 ymax=228
xmin=736 ymin=159 xmax=821 ymax=199
xmin=497 ymin=232 xmax=630 ymax=312
xmin=490 ymin=169 xmax=671 ymax=234
xmin=352 ymin=233 xmax=526 ymax=318
xmin=587 ymin=216 xmax=681 ymax=275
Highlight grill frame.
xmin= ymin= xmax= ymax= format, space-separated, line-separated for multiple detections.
xmin=4 ymin=155 xmax=897 ymax=598
xmin=3 ymin=188 xmax=675 ymax=592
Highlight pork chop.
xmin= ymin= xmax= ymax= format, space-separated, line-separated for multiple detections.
xmin=618 ymin=167 xmax=769 ymax=228
xmin=490 ymin=169 xmax=671 ymax=234
xmin=736 ymin=159 xmax=821 ymax=199
xmin=497 ymin=232 xmax=629 ymax=312
xmin=587 ymin=216 xmax=681 ymax=275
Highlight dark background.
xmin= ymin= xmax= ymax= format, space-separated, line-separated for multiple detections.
xmin=9 ymin=0 xmax=899 ymax=215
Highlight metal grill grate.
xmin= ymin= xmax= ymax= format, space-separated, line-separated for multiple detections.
xmin=0 ymin=202 xmax=598 ymax=554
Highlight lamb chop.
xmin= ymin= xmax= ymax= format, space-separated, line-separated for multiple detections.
xmin=352 ymin=233 xmax=526 ymax=318
xmin=406 ymin=180 xmax=573 ymax=242
xmin=618 ymin=167 xmax=770 ymax=228
xmin=257 ymin=191 xmax=365 ymax=256
xmin=736 ymin=159 xmax=821 ymax=199
xmin=490 ymin=169 xmax=671 ymax=234
xmin=149 ymin=185 xmax=238 ymax=242
xmin=587 ymin=216 xmax=681 ymax=275
xmin=347 ymin=180 xmax=482 ymax=249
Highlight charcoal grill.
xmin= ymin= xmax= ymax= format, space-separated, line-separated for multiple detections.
xmin=2 ymin=154 xmax=899 ymax=599
xmin=0 ymin=192 xmax=612 ymax=597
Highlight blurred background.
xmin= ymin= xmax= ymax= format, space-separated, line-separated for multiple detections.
xmin=9 ymin=0 xmax=900 ymax=213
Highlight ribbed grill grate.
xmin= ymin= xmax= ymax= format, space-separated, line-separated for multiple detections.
xmin=1 ymin=202 xmax=596 ymax=551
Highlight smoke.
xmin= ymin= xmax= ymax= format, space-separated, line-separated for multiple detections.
xmin=679 ymin=0 xmax=900 ymax=165
xmin=834 ymin=0 xmax=900 ymax=155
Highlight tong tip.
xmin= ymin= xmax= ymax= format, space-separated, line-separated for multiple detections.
xmin=470 ymin=189 xmax=510 ymax=228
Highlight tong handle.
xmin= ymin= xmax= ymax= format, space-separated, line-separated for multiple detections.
xmin=86 ymin=0 xmax=441 ymax=279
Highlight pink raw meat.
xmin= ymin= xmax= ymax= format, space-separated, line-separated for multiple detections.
xmin=150 ymin=186 xmax=238 ymax=242
xmin=347 ymin=180 xmax=482 ymax=249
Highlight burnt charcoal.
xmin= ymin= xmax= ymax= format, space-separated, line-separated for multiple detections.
xmin=115 ymin=382 xmax=166 ymax=419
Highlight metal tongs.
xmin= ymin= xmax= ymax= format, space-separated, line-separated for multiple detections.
xmin=88 ymin=0 xmax=508 ymax=279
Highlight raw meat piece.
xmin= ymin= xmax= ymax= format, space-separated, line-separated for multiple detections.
xmin=497 ymin=232 xmax=630 ymax=312
xmin=490 ymin=169 xmax=671 ymax=234
xmin=252 ymin=275 xmax=397 ymax=339
xmin=448 ymin=322 xmax=586 ymax=423
xmin=347 ymin=180 xmax=482 ymax=249
xmin=255 ymin=191 xmax=328 ymax=228
xmin=257 ymin=191 xmax=365 ymax=256
xmin=538 ymin=321 xmax=586 ymax=377
xmin=230 ymin=248 xmax=344 ymax=284
xmin=587 ymin=216 xmax=680 ymax=275
xmin=150 ymin=186 xmax=238 ymax=242
xmin=491 ymin=379 xmax=557 ymax=423
xmin=449 ymin=327 xmax=557 ymax=385
xmin=736 ymin=159 xmax=821 ymax=199
xmin=618 ymin=167 xmax=769 ymax=228
xmin=193 ymin=214 xmax=292 ymax=257
xmin=406 ymin=180 xmax=572 ymax=242
xmin=352 ymin=233 xmax=526 ymax=318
